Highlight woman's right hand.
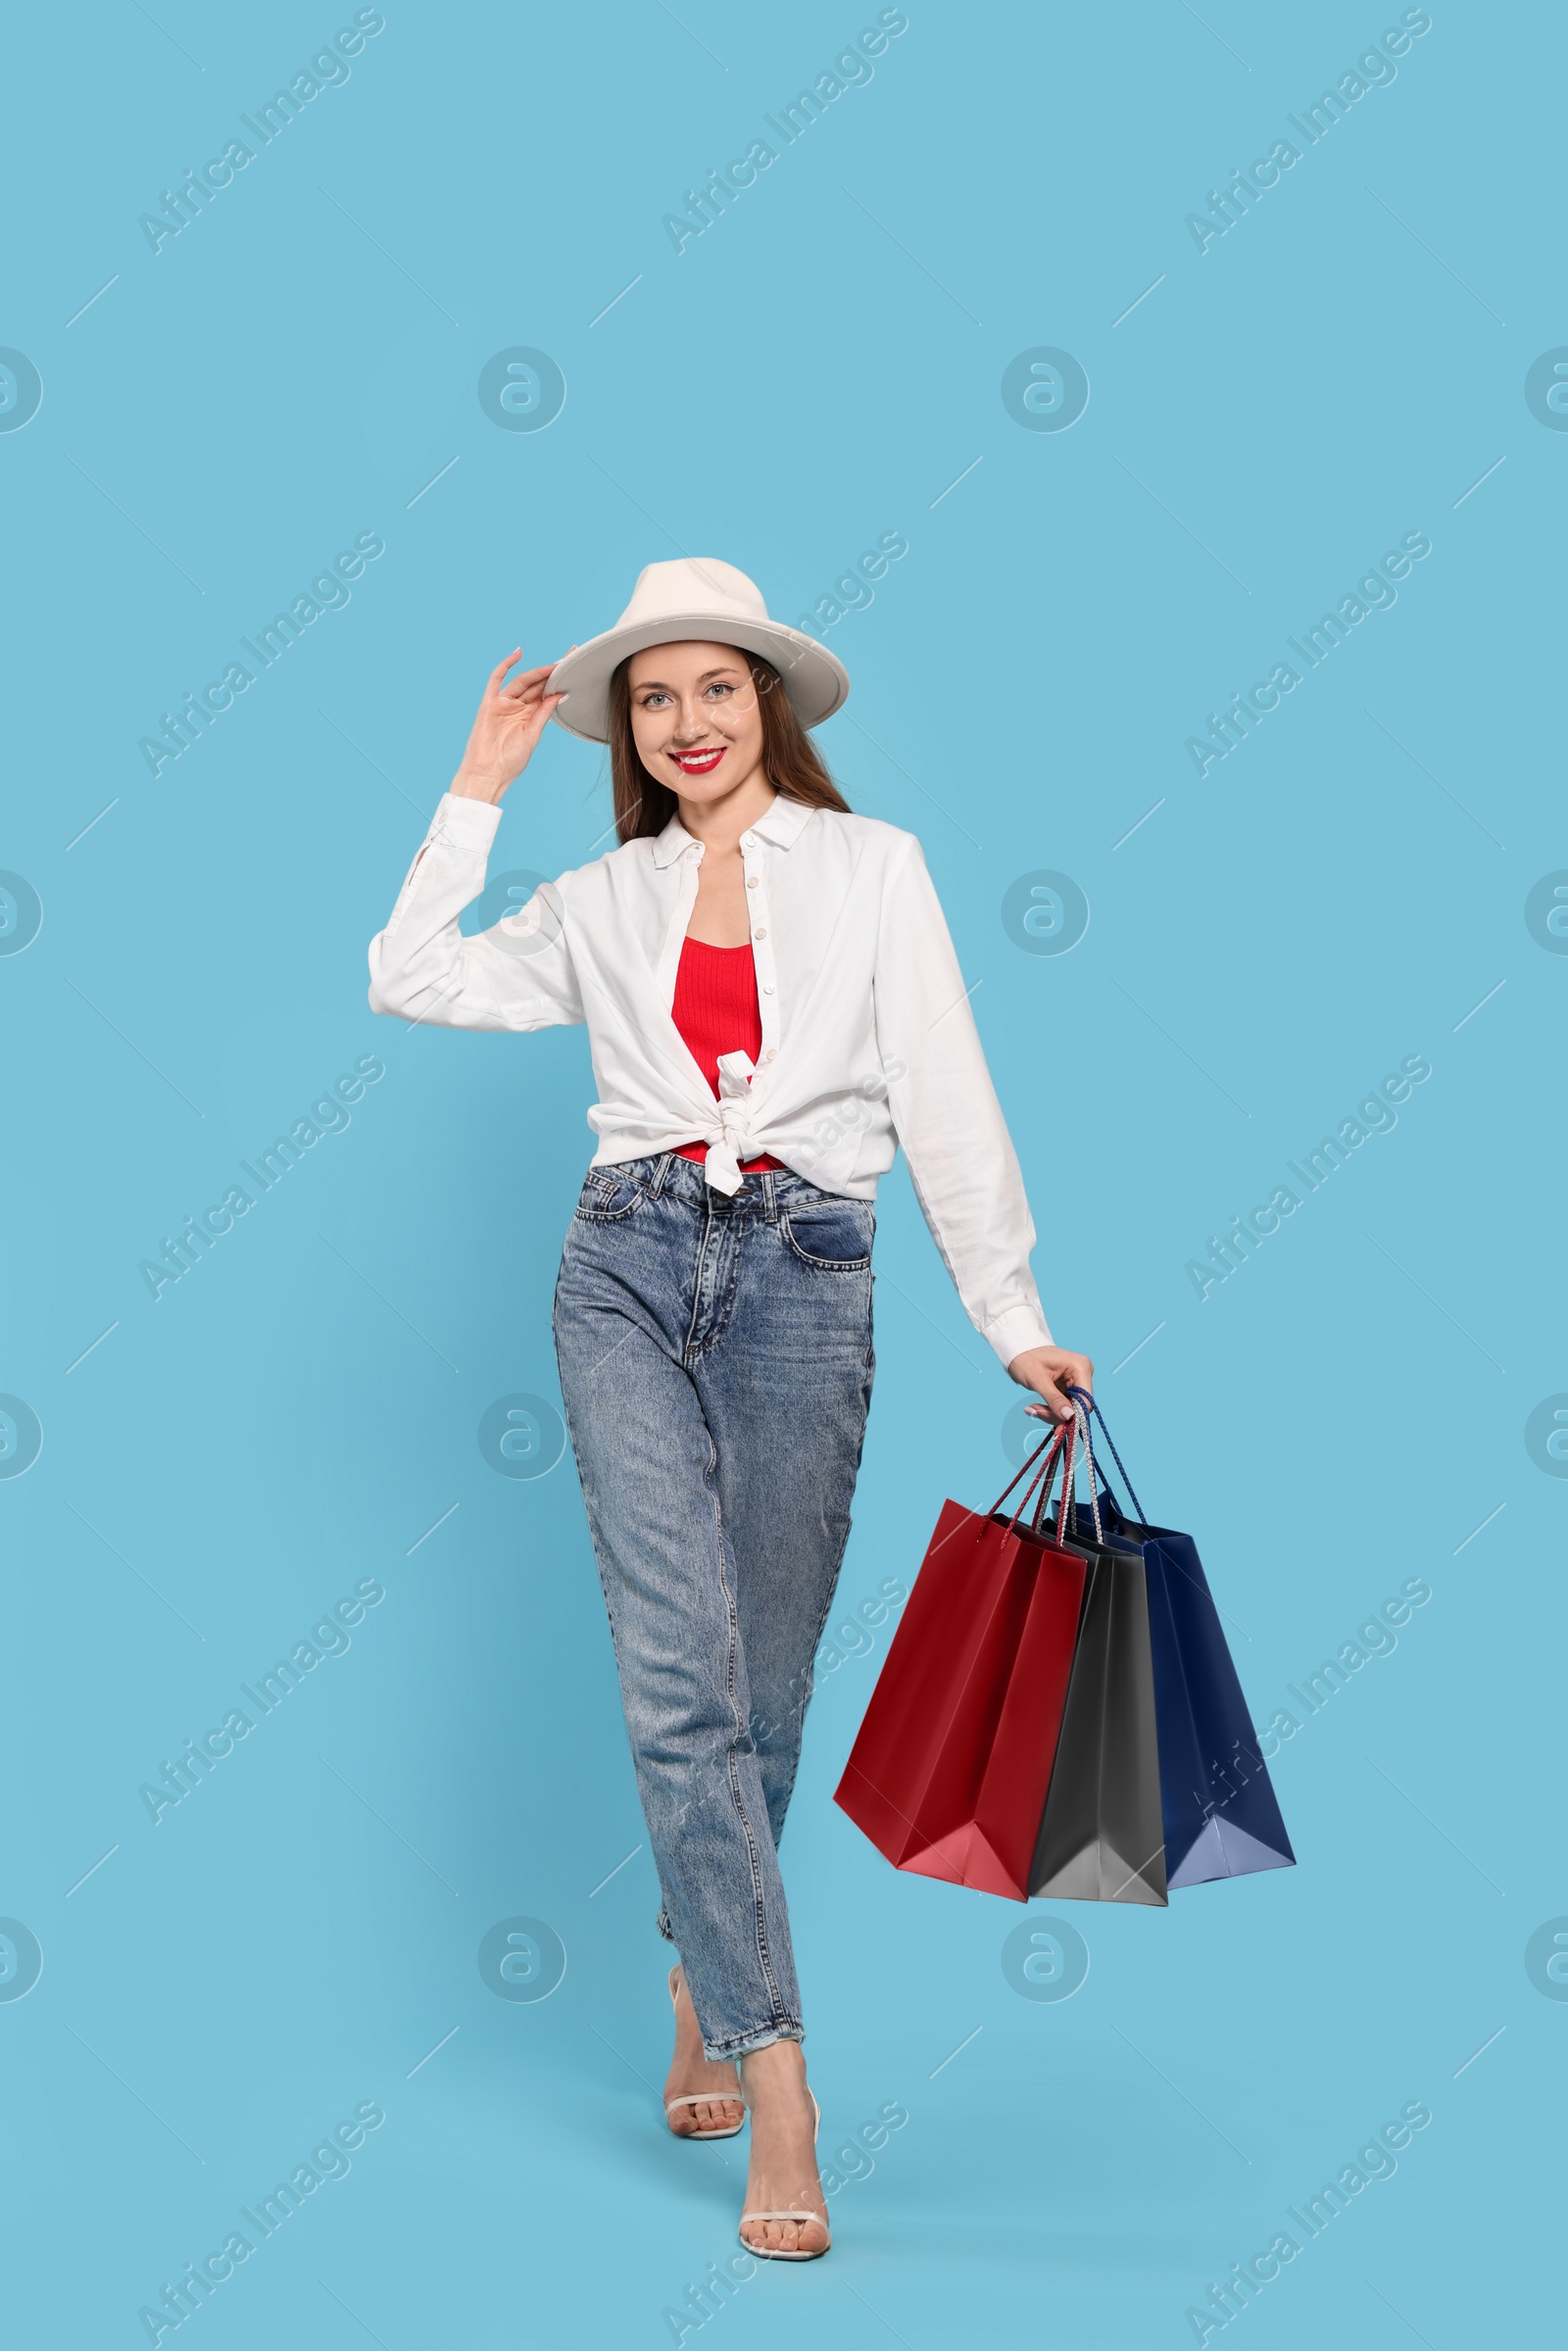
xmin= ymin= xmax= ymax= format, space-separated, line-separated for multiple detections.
xmin=450 ymin=649 xmax=573 ymax=804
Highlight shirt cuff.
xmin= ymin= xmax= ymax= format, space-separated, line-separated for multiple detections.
xmin=433 ymin=792 xmax=504 ymax=851
xmin=983 ymin=1301 xmax=1054 ymax=1369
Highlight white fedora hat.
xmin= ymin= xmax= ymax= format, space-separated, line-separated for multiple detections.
xmin=546 ymin=558 xmax=849 ymax=744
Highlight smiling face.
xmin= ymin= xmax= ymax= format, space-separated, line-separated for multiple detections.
xmin=625 ymin=640 xmax=766 ymax=808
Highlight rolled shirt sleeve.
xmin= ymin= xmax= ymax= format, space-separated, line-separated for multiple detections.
xmin=872 ymin=836 xmax=1053 ymax=1367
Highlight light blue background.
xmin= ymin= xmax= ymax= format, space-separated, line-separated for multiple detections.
xmin=2 ymin=2 xmax=1560 ymax=2343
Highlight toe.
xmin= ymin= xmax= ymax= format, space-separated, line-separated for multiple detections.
xmin=674 ymin=2092 xmax=743 ymax=2135
xmin=739 ymin=2212 xmax=826 ymax=2255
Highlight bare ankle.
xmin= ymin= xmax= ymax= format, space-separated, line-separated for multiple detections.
xmin=739 ymin=2041 xmax=811 ymax=2115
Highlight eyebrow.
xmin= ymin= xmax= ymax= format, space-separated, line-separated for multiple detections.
xmin=632 ymin=665 xmax=746 ymax=691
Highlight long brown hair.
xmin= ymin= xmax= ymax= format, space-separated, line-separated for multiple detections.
xmin=609 ymin=648 xmax=850 ymax=845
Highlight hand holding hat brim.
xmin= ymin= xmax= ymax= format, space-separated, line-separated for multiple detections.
xmin=451 ymin=649 xmax=571 ymax=805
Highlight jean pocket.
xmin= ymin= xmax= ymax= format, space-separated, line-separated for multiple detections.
xmin=779 ymin=1200 xmax=874 ymax=1271
xmin=574 ymin=1167 xmax=647 ymax=1223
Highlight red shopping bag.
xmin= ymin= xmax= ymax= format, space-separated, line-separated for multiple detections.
xmin=834 ymin=1426 xmax=1090 ymax=1900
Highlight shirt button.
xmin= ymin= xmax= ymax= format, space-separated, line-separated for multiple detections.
xmin=754 ymin=928 xmax=766 ymax=941
xmin=762 ymin=983 xmax=775 ymax=995
xmin=764 ymin=1049 xmax=776 ymax=1061
xmin=746 ymin=877 xmax=759 ymax=890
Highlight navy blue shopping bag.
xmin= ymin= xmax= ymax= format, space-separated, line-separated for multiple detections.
xmin=1062 ymin=1392 xmax=1296 ymax=1890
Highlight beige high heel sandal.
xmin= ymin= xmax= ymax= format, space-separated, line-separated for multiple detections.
xmin=737 ymin=2072 xmax=831 ymax=2261
xmin=663 ymin=1967 xmax=747 ymax=2141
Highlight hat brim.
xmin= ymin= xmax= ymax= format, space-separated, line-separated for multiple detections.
xmin=545 ymin=614 xmax=849 ymax=744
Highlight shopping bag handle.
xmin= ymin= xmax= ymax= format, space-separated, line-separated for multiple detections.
xmin=1029 ymin=1396 xmax=1104 ymax=1546
xmin=989 ymin=1425 xmax=1060 ymax=1519
xmin=1024 ymin=1400 xmax=1100 ymax=1551
xmin=989 ymin=1417 xmax=1074 ymax=1539
xmin=1024 ymin=1414 xmax=1082 ymax=1541
xmin=1060 ymin=1396 xmax=1107 ymax=1545
xmin=1064 ymin=1386 xmax=1150 ymax=1526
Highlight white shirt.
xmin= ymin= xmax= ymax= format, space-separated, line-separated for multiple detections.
xmin=368 ymin=791 xmax=1054 ymax=1367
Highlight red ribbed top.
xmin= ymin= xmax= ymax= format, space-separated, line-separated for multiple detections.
xmin=671 ymin=938 xmax=784 ymax=1171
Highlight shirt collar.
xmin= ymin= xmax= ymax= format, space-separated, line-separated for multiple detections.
xmin=747 ymin=795 xmax=813 ymax=851
xmin=650 ymin=814 xmax=693 ymax=867
xmin=649 ymin=793 xmax=814 ymax=869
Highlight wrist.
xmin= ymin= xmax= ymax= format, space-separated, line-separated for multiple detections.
xmin=450 ymin=765 xmax=505 ymax=805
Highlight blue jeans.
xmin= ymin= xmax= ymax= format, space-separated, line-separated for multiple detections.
xmin=553 ymin=1152 xmax=875 ymax=2061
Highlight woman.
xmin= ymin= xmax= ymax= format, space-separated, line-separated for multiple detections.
xmin=368 ymin=558 xmax=1093 ymax=2260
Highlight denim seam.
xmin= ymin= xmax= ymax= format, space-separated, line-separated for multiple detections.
xmin=802 ymin=1367 xmax=877 ymax=1799
xmin=705 ymin=1241 xmax=742 ymax=1359
xmin=684 ymin=1200 xmax=742 ymax=1364
xmin=574 ymin=1170 xmax=650 ymax=1226
xmin=705 ymin=1427 xmax=790 ymax=2035
xmin=771 ymin=1362 xmax=873 ymax=1824
xmin=706 ymin=2020 xmax=804 ymax=2061
xmin=726 ymin=1751 xmax=790 ymax=2033
xmin=777 ymin=1206 xmax=875 ymax=1273
xmin=680 ymin=1193 xmax=715 ymax=1361
xmin=772 ymin=1534 xmax=853 ymax=1828
xmin=780 ymin=1240 xmax=872 ymax=1273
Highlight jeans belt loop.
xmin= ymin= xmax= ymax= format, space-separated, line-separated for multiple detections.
xmin=649 ymin=1151 xmax=672 ymax=1200
xmin=760 ymin=1169 xmax=778 ymax=1222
